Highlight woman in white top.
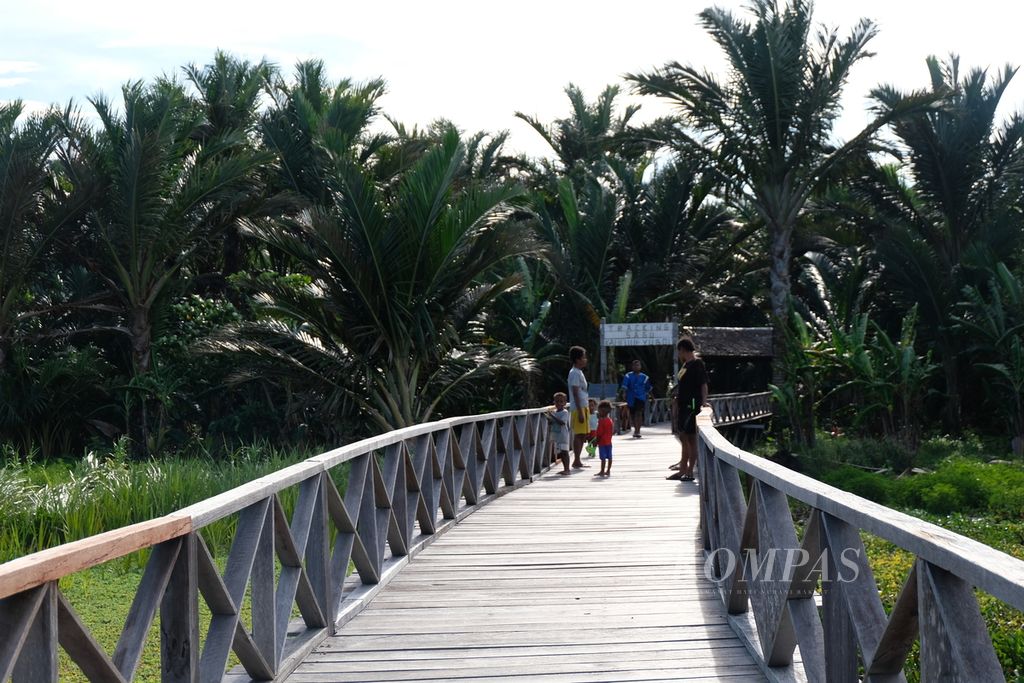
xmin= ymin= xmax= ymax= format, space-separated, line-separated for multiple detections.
xmin=567 ymin=345 xmax=590 ymax=468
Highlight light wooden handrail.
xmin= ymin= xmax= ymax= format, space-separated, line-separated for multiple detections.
xmin=696 ymin=406 xmax=1024 ymax=681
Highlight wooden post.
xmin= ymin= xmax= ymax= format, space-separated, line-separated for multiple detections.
xmin=161 ymin=534 xmax=198 ymax=683
xmin=13 ymin=582 xmax=57 ymax=682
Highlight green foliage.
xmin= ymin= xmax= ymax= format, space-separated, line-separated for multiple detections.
xmin=0 ymin=440 xmax=321 ymax=562
xmin=810 ymin=434 xmax=1024 ymax=519
xmin=819 ymin=465 xmax=893 ymax=503
xmin=958 ymin=263 xmax=1024 ymax=443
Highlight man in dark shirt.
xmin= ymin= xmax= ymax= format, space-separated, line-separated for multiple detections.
xmin=668 ymin=338 xmax=708 ymax=481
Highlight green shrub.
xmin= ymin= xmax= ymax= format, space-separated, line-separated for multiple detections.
xmin=820 ymin=465 xmax=892 ymax=504
xmin=918 ymin=481 xmax=963 ymax=514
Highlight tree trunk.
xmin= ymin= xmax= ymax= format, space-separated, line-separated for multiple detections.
xmin=769 ymin=222 xmax=793 ymax=387
xmin=129 ymin=306 xmax=153 ymax=459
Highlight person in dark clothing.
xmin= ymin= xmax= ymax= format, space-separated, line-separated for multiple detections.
xmin=667 ymin=338 xmax=708 ymax=482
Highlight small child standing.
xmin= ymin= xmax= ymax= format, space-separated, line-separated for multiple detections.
xmin=595 ymin=400 xmax=614 ymax=476
xmin=549 ymin=392 xmax=571 ymax=475
xmin=586 ymin=398 xmax=599 ymax=458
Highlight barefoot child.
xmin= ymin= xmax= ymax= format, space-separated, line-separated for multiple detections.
xmin=549 ymin=392 xmax=571 ymax=474
xmin=596 ymin=400 xmax=614 ymax=476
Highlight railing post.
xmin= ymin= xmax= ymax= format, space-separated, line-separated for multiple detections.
xmin=12 ymin=582 xmax=57 ymax=682
xmin=161 ymin=534 xmax=198 ymax=683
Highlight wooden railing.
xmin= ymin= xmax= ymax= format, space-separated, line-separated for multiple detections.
xmin=696 ymin=407 xmax=1024 ymax=682
xmin=0 ymin=408 xmax=552 ymax=683
xmin=643 ymin=392 xmax=772 ymax=428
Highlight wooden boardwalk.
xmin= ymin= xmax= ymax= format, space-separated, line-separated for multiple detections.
xmin=287 ymin=423 xmax=766 ymax=682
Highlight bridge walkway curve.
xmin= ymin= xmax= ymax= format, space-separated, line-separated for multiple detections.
xmin=286 ymin=424 xmax=766 ymax=683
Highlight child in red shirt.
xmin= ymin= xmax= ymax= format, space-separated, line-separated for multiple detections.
xmin=595 ymin=400 xmax=614 ymax=477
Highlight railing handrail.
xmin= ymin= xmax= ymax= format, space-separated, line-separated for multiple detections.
xmin=0 ymin=407 xmax=550 ymax=599
xmin=696 ymin=405 xmax=1024 ymax=681
xmin=699 ymin=416 xmax=1024 ymax=611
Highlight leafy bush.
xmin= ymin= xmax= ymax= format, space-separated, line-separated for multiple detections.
xmin=820 ymin=465 xmax=892 ymax=504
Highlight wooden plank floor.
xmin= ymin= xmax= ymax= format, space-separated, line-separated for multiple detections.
xmin=287 ymin=423 xmax=766 ymax=682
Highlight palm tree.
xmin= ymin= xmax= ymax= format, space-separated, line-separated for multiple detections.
xmin=0 ymin=102 xmax=92 ymax=371
xmin=261 ymin=60 xmax=387 ymax=204
xmin=627 ymin=0 xmax=932 ymax=361
xmin=211 ymin=131 xmax=541 ymax=431
xmin=865 ymin=56 xmax=1024 ymax=429
xmin=515 ymin=84 xmax=646 ymax=179
xmin=184 ymin=51 xmax=278 ymax=288
xmin=610 ymin=152 xmax=755 ymax=322
xmin=72 ymin=80 xmax=270 ymax=455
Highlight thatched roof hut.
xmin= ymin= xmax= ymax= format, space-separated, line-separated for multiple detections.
xmin=683 ymin=327 xmax=773 ymax=357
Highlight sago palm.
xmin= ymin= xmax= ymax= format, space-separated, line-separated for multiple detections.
xmin=214 ymin=130 xmax=541 ymax=431
xmin=73 ymin=80 xmax=271 ymax=455
xmin=866 ymin=56 xmax=1024 ymax=429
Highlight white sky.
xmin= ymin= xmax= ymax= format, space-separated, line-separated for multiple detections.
xmin=3 ymin=0 xmax=1023 ymax=158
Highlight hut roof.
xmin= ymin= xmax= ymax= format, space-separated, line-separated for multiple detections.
xmin=685 ymin=327 xmax=774 ymax=357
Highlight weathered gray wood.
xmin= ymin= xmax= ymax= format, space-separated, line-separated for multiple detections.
xmin=229 ymin=618 xmax=275 ymax=681
xmin=480 ymin=419 xmax=499 ymax=495
xmin=286 ymin=425 xmax=765 ymax=683
xmin=434 ymin=428 xmax=458 ymax=519
xmin=699 ymin=415 xmax=1024 ymax=612
xmin=747 ymin=482 xmax=798 ymax=667
xmin=195 ymin=534 xmax=237 ymax=615
xmin=306 ymin=474 xmax=331 ymax=636
xmin=252 ymin=496 xmax=278 ymax=669
xmin=0 ymin=584 xmax=47 ymax=682
xmin=822 ymin=537 xmax=858 ymax=683
xmin=354 ymin=455 xmax=382 ymax=583
xmin=12 ymin=583 xmax=58 ymax=683
xmin=199 ymin=499 xmax=268 ymax=679
xmin=715 ymin=457 xmax=750 ymax=615
xmin=113 ymin=537 xmax=181 ymax=680
xmin=55 ymin=588 xmax=124 ymax=683
xmin=866 ymin=562 xmax=918 ymax=677
xmin=819 ymin=512 xmax=892 ymax=670
xmin=161 ymin=533 xmax=198 ymax=683
xmin=918 ymin=559 xmax=1005 ymax=682
xmin=412 ymin=435 xmax=438 ymax=536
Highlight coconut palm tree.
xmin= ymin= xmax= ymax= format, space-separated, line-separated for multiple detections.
xmin=211 ymin=130 xmax=541 ymax=431
xmin=627 ymin=0 xmax=933 ymax=358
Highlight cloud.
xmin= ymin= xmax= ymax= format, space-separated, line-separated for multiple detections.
xmin=0 ymin=61 xmax=40 ymax=75
xmin=0 ymin=78 xmax=31 ymax=88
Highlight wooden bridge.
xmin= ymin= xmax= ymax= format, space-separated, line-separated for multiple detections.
xmin=1 ymin=392 xmax=1024 ymax=682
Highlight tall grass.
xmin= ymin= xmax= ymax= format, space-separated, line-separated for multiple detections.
xmin=0 ymin=438 xmax=341 ymax=563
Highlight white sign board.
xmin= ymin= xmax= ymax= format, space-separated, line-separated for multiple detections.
xmin=601 ymin=322 xmax=677 ymax=347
